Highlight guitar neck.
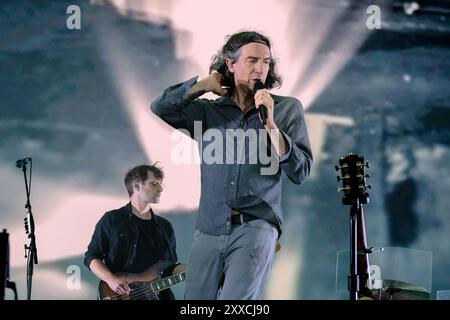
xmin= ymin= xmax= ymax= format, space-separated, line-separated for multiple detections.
xmin=356 ymin=205 xmax=372 ymax=297
xmin=150 ymin=272 xmax=186 ymax=292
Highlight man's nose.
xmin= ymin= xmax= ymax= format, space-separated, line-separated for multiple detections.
xmin=254 ymin=61 xmax=263 ymax=73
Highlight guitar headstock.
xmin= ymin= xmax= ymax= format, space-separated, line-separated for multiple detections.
xmin=335 ymin=153 xmax=371 ymax=205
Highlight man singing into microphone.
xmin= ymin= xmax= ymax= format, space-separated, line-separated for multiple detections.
xmin=150 ymin=31 xmax=312 ymax=299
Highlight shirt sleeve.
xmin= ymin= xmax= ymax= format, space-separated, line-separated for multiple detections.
xmin=278 ymin=98 xmax=313 ymax=184
xmin=83 ymin=213 xmax=110 ymax=270
xmin=150 ymin=76 xmax=208 ymax=138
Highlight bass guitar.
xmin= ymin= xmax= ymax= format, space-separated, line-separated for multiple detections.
xmin=98 ymin=261 xmax=186 ymax=300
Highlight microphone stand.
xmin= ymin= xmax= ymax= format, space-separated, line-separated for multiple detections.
xmin=20 ymin=161 xmax=38 ymax=300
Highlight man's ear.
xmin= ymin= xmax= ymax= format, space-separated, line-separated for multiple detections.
xmin=225 ymin=58 xmax=235 ymax=73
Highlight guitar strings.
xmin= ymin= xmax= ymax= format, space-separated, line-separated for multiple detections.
xmin=103 ymin=272 xmax=185 ymax=300
xmin=106 ymin=280 xmax=162 ymax=300
xmin=118 ymin=273 xmax=183 ymax=300
xmin=106 ymin=277 xmax=174 ymax=300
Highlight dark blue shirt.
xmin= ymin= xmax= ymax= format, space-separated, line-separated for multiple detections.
xmin=150 ymin=77 xmax=313 ymax=236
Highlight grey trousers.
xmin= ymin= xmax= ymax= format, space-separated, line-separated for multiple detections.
xmin=185 ymin=219 xmax=278 ymax=300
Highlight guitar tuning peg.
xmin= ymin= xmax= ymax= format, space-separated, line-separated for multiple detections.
xmin=337 ymin=186 xmax=350 ymax=192
xmin=335 ymin=164 xmax=348 ymax=171
xmin=367 ymin=184 xmax=372 ymax=189
xmin=365 ymin=161 xmax=370 ymax=168
xmin=336 ymin=176 xmax=341 ymax=182
xmin=365 ymin=173 xmax=370 ymax=178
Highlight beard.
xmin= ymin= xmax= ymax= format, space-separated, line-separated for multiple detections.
xmin=151 ymin=194 xmax=160 ymax=203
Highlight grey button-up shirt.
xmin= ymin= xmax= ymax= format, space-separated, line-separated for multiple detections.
xmin=150 ymin=76 xmax=312 ymax=236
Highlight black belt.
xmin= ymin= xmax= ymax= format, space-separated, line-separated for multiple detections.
xmin=231 ymin=213 xmax=259 ymax=225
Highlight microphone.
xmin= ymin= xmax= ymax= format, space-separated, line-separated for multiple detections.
xmin=253 ymin=81 xmax=267 ymax=125
xmin=16 ymin=157 xmax=32 ymax=168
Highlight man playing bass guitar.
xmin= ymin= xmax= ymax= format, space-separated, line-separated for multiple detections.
xmin=84 ymin=163 xmax=187 ymax=300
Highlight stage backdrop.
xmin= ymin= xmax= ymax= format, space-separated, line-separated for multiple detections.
xmin=1 ymin=0 xmax=449 ymax=300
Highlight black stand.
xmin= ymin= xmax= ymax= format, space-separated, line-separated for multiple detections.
xmin=0 ymin=229 xmax=17 ymax=300
xmin=348 ymin=199 xmax=360 ymax=301
xmin=20 ymin=161 xmax=38 ymax=300
xmin=0 ymin=229 xmax=8 ymax=300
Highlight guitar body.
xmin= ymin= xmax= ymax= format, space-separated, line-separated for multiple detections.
xmin=97 ymin=260 xmax=186 ymax=300
xmin=98 ymin=280 xmax=160 ymax=300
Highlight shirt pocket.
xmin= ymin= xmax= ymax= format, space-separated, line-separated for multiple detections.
xmin=109 ymin=226 xmax=134 ymax=256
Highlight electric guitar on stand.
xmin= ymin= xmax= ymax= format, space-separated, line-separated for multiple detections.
xmin=336 ymin=153 xmax=374 ymax=300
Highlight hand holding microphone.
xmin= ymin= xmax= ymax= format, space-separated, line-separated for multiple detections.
xmin=253 ymin=81 xmax=267 ymax=125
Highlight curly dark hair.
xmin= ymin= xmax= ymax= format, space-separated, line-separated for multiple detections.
xmin=209 ymin=31 xmax=283 ymax=94
xmin=124 ymin=162 xmax=164 ymax=197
